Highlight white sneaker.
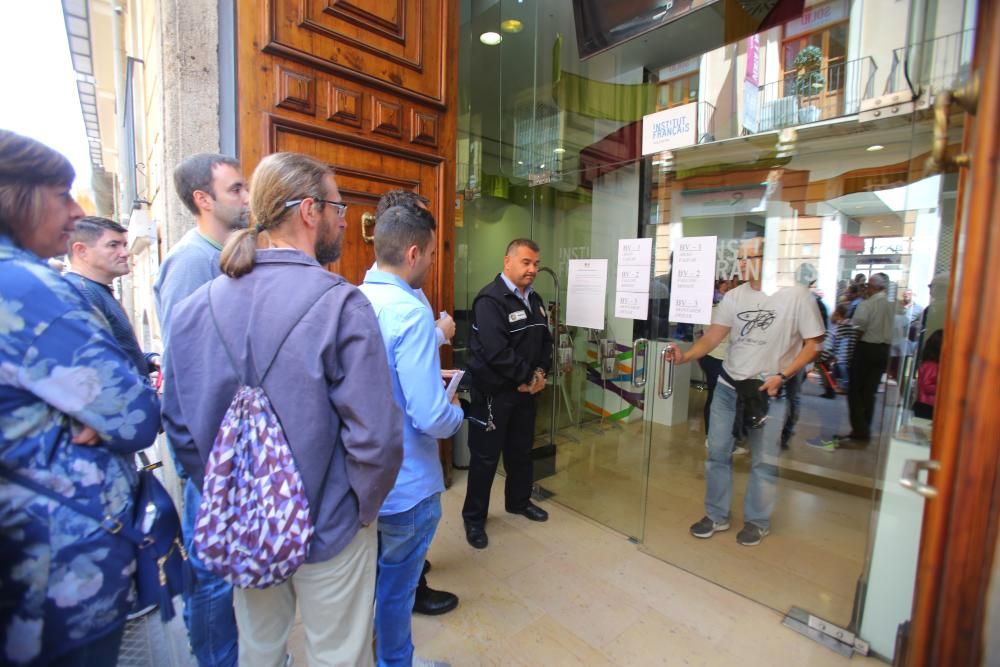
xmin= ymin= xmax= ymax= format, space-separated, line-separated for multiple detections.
xmin=733 ymin=445 xmax=749 ymax=455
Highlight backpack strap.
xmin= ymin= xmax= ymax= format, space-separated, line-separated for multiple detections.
xmin=0 ymin=463 xmax=147 ymax=546
xmin=207 ymin=280 xmax=337 ymax=386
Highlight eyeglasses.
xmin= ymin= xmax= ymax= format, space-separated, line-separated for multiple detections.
xmin=284 ymin=198 xmax=348 ymax=217
xmin=740 ymin=254 xmax=764 ymax=260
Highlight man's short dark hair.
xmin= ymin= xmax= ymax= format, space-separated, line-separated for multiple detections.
xmin=67 ymin=216 xmax=126 ymax=256
xmin=506 ymin=238 xmax=539 ymax=256
xmin=374 ymin=205 xmax=436 ymax=267
xmin=374 ymin=189 xmax=430 ymax=220
xmin=173 ymin=153 xmax=241 ymax=216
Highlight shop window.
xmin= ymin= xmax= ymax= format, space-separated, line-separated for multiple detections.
xmin=656 ymin=72 xmax=699 ymax=110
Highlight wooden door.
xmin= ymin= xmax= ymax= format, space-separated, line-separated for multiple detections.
xmin=236 ymin=0 xmax=458 ymax=314
xmin=904 ymin=1 xmax=1000 ymax=664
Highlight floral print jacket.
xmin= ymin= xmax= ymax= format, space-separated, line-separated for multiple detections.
xmin=0 ymin=235 xmax=161 ymax=665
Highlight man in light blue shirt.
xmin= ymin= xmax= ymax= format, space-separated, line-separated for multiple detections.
xmin=359 ymin=205 xmax=463 ymax=667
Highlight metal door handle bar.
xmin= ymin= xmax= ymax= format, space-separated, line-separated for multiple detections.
xmin=658 ymin=345 xmax=675 ymax=399
xmin=632 ymin=338 xmax=648 ymax=388
xmin=900 ymin=458 xmax=940 ymax=498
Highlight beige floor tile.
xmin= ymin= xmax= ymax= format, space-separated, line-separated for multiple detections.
xmin=503 ymin=615 xmax=617 ymax=666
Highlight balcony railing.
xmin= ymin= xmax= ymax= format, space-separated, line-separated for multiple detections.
xmin=756 ymin=55 xmax=877 ymax=132
xmin=885 ymin=29 xmax=975 ymax=97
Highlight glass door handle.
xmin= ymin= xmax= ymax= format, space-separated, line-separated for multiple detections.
xmin=900 ymin=459 xmax=941 ymax=499
xmin=631 ymin=338 xmax=648 ymax=387
xmin=658 ymin=345 xmax=675 ymax=399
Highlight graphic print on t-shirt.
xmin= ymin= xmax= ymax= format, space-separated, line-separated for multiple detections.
xmin=713 ymin=282 xmax=825 ymax=381
xmin=736 ymin=308 xmax=776 ymax=336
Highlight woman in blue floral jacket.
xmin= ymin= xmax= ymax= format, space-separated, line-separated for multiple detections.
xmin=0 ymin=130 xmax=162 ymax=666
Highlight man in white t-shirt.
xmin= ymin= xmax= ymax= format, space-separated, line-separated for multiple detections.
xmin=666 ymin=237 xmax=825 ymax=546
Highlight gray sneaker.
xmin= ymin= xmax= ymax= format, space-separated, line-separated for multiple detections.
xmin=413 ymin=658 xmax=451 ymax=667
xmin=736 ymin=523 xmax=770 ymax=546
xmin=690 ymin=516 xmax=730 ymax=538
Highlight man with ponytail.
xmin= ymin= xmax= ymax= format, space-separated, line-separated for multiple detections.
xmin=162 ymin=151 xmax=403 ymax=666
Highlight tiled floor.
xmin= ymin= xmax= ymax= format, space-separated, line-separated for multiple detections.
xmin=303 ymin=469 xmax=881 ymax=666
xmin=535 ymin=374 xmax=886 ymax=628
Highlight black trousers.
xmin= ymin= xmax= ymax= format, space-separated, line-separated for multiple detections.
xmin=848 ymin=341 xmax=890 ymax=437
xmin=461 ymin=388 xmax=536 ymax=527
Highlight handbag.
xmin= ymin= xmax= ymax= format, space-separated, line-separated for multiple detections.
xmin=0 ymin=461 xmax=186 ymax=622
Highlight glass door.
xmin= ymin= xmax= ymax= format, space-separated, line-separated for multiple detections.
xmin=637 ymin=33 xmax=975 ymax=662
xmin=529 ymin=163 xmax=656 ymax=541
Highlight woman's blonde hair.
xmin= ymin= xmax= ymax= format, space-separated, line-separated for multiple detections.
xmin=219 ymin=152 xmax=333 ymax=278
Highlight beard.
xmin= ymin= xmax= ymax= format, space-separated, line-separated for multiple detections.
xmin=315 ymin=236 xmax=342 ymax=265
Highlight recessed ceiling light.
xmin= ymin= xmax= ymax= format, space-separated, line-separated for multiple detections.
xmin=867 ymin=144 xmax=885 ymax=152
xmin=553 ymin=147 xmax=566 ymax=154
xmin=480 ymin=31 xmax=502 ymax=45
xmin=500 ymin=19 xmax=523 ymax=33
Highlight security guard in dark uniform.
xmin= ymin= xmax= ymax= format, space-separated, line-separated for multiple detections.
xmin=462 ymin=238 xmax=553 ymax=549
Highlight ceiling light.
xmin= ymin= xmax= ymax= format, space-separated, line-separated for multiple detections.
xmin=480 ymin=31 xmax=502 ymax=45
xmin=500 ymin=19 xmax=523 ymax=33
xmin=553 ymin=147 xmax=566 ymax=154
xmin=867 ymin=144 xmax=885 ymax=152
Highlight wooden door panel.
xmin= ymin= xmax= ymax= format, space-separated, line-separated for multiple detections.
xmin=237 ymin=0 xmax=457 ymax=306
xmin=268 ymin=116 xmax=443 ymax=289
xmin=263 ymin=0 xmax=446 ymax=107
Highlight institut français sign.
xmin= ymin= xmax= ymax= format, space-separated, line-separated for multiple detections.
xmin=642 ymin=102 xmax=698 ymax=156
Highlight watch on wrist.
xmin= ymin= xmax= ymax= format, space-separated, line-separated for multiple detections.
xmin=777 ymin=372 xmax=788 ymax=382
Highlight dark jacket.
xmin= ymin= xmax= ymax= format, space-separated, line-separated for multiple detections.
xmin=467 ymin=274 xmax=553 ymax=393
xmin=161 ymin=249 xmax=403 ymax=565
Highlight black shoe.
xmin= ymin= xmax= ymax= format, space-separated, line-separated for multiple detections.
xmin=465 ymin=524 xmax=488 ymax=549
xmin=413 ymin=586 xmax=459 ymax=615
xmin=422 ymin=560 xmax=432 ymax=577
xmin=506 ymin=501 xmax=548 ymax=522
xmin=821 ymin=391 xmax=836 ymax=399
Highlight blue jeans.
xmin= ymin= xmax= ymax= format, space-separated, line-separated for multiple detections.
xmin=705 ymin=383 xmax=786 ymax=530
xmin=50 ymin=625 xmax=124 ymax=667
xmin=182 ymin=479 xmax=239 ymax=667
xmin=375 ymin=494 xmax=442 ymax=667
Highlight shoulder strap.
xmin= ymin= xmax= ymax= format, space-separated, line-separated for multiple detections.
xmin=208 ymin=280 xmax=338 ymax=386
xmin=0 ymin=463 xmax=146 ymax=545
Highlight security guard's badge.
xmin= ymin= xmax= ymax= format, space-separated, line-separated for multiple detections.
xmin=509 ymin=310 xmax=527 ymax=323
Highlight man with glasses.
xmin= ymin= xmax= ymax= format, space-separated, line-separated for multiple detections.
xmin=666 ymin=237 xmax=824 ymax=546
xmin=154 ymin=153 xmax=249 ymax=667
xmin=162 ymin=152 xmax=402 ymax=665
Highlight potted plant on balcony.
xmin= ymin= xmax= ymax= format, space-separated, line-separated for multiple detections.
xmin=794 ymin=45 xmax=824 ymax=124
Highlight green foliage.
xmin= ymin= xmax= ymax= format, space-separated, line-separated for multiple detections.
xmin=793 ymin=46 xmax=825 ymax=96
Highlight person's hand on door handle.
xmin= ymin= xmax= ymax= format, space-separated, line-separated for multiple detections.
xmin=665 ymin=344 xmax=687 ymax=365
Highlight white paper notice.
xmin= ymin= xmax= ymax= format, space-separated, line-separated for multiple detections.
xmin=668 ymin=235 xmax=717 ymax=324
xmin=617 ymin=238 xmax=652 ymax=268
xmin=614 ymin=238 xmax=653 ymax=320
xmin=566 ymin=259 xmax=608 ymax=330
xmin=616 ymin=266 xmax=645 ymax=292
xmin=615 ymin=292 xmax=648 ymax=320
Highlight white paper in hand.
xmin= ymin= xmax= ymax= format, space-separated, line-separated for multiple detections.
xmin=445 ymin=370 xmax=465 ymax=400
